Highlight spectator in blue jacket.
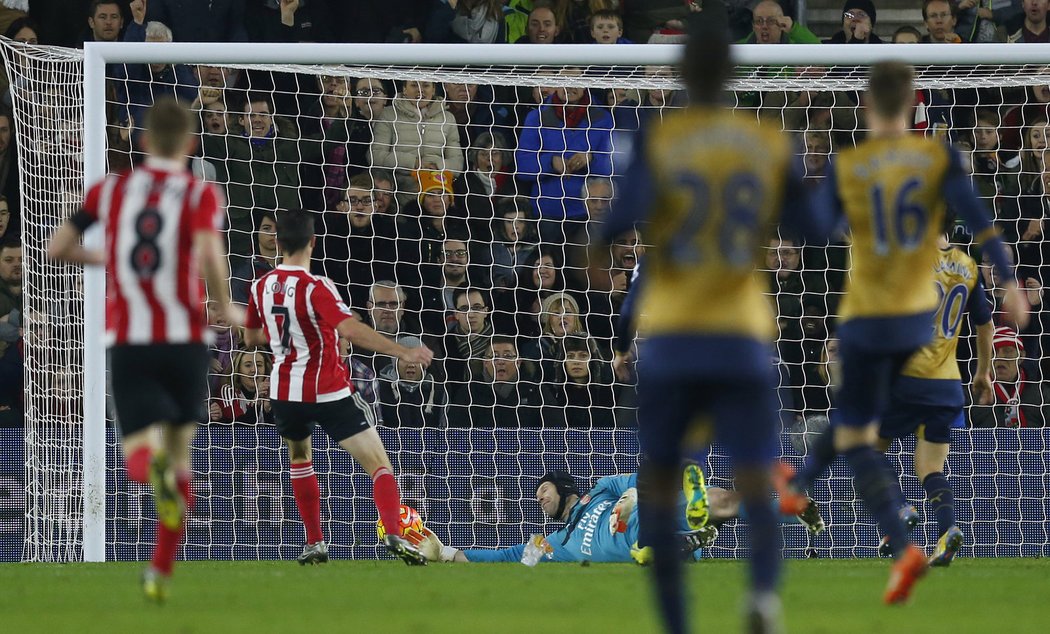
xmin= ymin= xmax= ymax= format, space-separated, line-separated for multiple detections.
xmin=515 ymin=69 xmax=615 ymax=241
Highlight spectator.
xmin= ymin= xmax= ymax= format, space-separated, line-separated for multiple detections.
xmin=327 ymin=1 xmax=430 ymax=44
xmin=206 ymin=298 xmax=237 ymax=393
xmin=553 ymin=334 xmax=617 ymax=428
xmin=967 ymin=107 xmax=1009 ymax=200
xmin=370 ymin=80 xmax=464 ymax=195
xmin=348 ymin=77 xmax=391 ymax=175
xmin=590 ymin=9 xmax=631 ymax=44
xmin=371 ymin=168 xmax=399 ymax=216
xmin=420 ymin=237 xmax=487 ymax=334
xmin=605 ymin=87 xmax=643 ymax=130
xmin=379 ymin=335 xmax=448 ymax=428
xmin=0 ymin=241 xmax=21 ymax=365
xmin=0 ymin=17 xmax=40 ymax=108
xmin=443 ymin=81 xmax=515 ymax=150
xmin=403 ymin=170 xmax=469 ymax=272
xmin=515 ymin=5 xmax=563 ymax=43
xmin=802 ymin=129 xmax=832 ymax=182
xmin=210 ymin=349 xmax=273 ymax=424
xmin=449 ymin=335 xmax=560 ymax=428
xmin=515 ymin=68 xmax=615 ymax=236
xmin=359 ymin=280 xmax=445 ymax=378
xmin=0 ymin=196 xmax=13 ymax=243
xmin=564 ymin=176 xmax=614 ymax=291
xmin=536 ymin=291 xmax=592 ymax=378
xmin=892 ymin=25 xmax=922 ymax=42
xmin=495 ymin=249 xmax=564 ymax=337
xmin=300 ymin=74 xmax=355 ymax=210
xmin=922 ymin=0 xmax=963 ymax=42
xmin=488 ymin=198 xmax=538 ymax=289
xmin=201 ymin=92 xmax=326 ymax=262
xmin=230 ymin=211 xmax=279 ymax=305
xmin=745 ymin=1 xmax=793 ymax=44
xmin=0 ymin=108 xmax=18 ymax=217
xmin=197 ymin=89 xmax=230 ymax=135
xmin=826 ymin=0 xmax=883 ymax=43
xmin=955 ymin=0 xmax=1000 ymax=41
xmin=315 ymin=174 xmax=400 ymax=308
xmin=1008 ymin=0 xmax=1049 ymax=41
xmin=85 ymin=0 xmax=123 ymax=44
xmin=444 ymin=287 xmax=495 ymax=386
xmin=123 ymin=18 xmax=200 ymax=136
xmin=640 ymin=65 xmax=684 ymax=113
xmin=457 ymin=130 xmax=518 ymax=241
xmin=427 ymin=0 xmax=505 ymax=43
xmin=146 ymin=0 xmax=249 ymax=43
xmin=969 ymin=327 xmax=1050 ymax=427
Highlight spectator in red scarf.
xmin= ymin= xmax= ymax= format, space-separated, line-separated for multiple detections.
xmin=969 ymin=327 xmax=1050 ymax=427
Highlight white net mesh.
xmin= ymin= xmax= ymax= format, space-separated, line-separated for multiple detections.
xmin=4 ymin=40 xmax=1049 ymax=562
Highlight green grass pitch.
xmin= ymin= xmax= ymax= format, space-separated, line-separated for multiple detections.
xmin=1 ymin=558 xmax=1045 ymax=633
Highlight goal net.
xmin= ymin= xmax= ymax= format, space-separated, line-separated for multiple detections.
xmin=2 ymin=40 xmax=1048 ymax=562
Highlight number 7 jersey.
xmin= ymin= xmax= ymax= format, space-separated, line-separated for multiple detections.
xmin=245 ymin=265 xmax=356 ymax=403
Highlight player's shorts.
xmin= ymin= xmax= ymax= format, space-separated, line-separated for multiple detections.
xmin=636 ymin=374 xmax=780 ymax=469
xmin=270 ymin=393 xmax=375 ymax=444
xmin=835 ymin=340 xmax=916 ymax=429
xmin=879 ymin=400 xmax=958 ymax=444
xmin=108 ymin=343 xmax=210 ymax=437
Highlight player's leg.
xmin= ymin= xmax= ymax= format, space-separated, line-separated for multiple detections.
xmin=636 ymin=376 xmax=699 ymax=634
xmin=328 ymin=396 xmax=425 ymax=565
xmin=874 ymin=407 xmax=921 ymax=556
xmin=913 ymin=413 xmax=961 ymax=566
xmin=832 ymin=341 xmax=926 ymax=603
xmin=702 ymin=487 xmax=826 ymax=536
xmin=148 ymin=422 xmax=197 ymax=585
xmin=712 ymin=379 xmax=783 ymax=631
xmin=269 ymin=400 xmax=327 ymax=563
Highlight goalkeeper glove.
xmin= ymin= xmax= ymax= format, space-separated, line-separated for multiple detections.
xmin=417 ymin=528 xmax=459 ymax=562
xmin=609 ymin=487 xmax=638 ymax=535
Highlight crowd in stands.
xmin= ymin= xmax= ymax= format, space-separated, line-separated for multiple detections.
xmin=3 ymin=0 xmax=1050 ymax=430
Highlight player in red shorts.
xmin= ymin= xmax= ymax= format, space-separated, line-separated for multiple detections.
xmin=244 ymin=209 xmax=433 ymax=565
xmin=48 ymin=98 xmax=242 ymax=600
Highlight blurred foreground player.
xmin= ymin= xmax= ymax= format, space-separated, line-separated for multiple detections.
xmin=595 ymin=11 xmax=830 ymax=632
xmin=243 ymin=209 xmax=433 ymax=565
xmin=48 ymin=98 xmax=241 ymax=601
xmin=786 ymin=61 xmax=1028 ymax=604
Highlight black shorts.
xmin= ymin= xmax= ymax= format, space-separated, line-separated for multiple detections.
xmin=109 ymin=343 xmax=210 ymax=437
xmin=270 ymin=393 xmax=375 ymax=444
xmin=879 ymin=400 xmax=959 ymax=445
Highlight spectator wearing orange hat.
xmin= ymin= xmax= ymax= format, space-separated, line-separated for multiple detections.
xmin=969 ymin=327 xmax=1050 ymax=427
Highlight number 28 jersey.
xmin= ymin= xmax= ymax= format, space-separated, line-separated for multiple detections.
xmin=80 ymin=162 xmax=224 ymax=347
xmin=245 ymin=265 xmax=355 ymax=403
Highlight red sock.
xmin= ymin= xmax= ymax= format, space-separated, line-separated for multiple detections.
xmin=372 ymin=467 xmax=402 ymax=538
xmin=126 ymin=446 xmax=152 ymax=484
xmin=290 ymin=461 xmax=323 ymax=544
xmin=151 ymin=522 xmax=182 ymax=576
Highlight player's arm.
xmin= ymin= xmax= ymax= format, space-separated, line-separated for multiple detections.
xmin=335 ymin=317 xmax=434 ymax=367
xmin=970 ymin=276 xmax=995 ymax=406
xmin=47 ymin=217 xmax=105 ymax=266
xmin=612 ymin=265 xmax=642 ymax=381
xmin=593 ymin=126 xmax=653 ymax=252
xmin=195 ymin=230 xmax=243 ymax=327
xmin=785 ymin=156 xmax=840 ymax=242
xmin=416 ymin=528 xmax=522 ymax=563
xmin=943 ymin=147 xmax=1028 ymax=328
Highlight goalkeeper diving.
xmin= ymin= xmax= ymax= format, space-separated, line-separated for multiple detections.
xmin=418 ymin=467 xmax=823 ymax=563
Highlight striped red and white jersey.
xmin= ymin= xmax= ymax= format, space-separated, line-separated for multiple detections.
xmin=245 ymin=265 xmax=355 ymax=403
xmin=82 ymin=158 xmax=224 ymax=347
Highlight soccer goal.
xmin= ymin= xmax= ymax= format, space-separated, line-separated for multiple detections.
xmin=2 ymin=40 xmax=1048 ymax=563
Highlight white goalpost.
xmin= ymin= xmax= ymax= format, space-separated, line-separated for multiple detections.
xmin=3 ymin=40 xmax=1049 ymax=563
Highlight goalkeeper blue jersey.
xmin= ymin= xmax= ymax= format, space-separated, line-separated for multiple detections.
xmin=462 ymin=474 xmax=697 ymax=563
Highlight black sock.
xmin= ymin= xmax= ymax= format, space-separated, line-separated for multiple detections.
xmin=843 ymin=446 xmax=910 ymax=557
xmin=638 ymin=468 xmax=685 ymax=634
xmin=795 ymin=428 xmax=837 ymax=490
xmin=922 ymin=472 xmax=955 ymax=537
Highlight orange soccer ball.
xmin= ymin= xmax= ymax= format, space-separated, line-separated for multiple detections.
xmin=376 ymin=505 xmax=426 ymax=543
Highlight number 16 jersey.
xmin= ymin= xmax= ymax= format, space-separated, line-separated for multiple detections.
xmin=246 ymin=265 xmax=355 ymax=403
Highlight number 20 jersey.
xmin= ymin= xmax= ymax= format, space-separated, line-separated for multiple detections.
xmin=245 ymin=265 xmax=355 ymax=403
xmin=81 ymin=163 xmax=224 ymax=347
xmin=633 ymin=109 xmax=799 ymax=343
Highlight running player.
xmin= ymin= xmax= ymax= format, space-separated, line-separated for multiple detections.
xmin=48 ymin=97 xmax=241 ymax=600
xmin=243 ymin=209 xmax=432 ymax=565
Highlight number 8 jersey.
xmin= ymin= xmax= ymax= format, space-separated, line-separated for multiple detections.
xmin=245 ymin=266 xmax=355 ymax=403
xmin=78 ymin=160 xmax=224 ymax=347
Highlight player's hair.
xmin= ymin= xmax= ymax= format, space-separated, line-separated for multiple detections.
xmin=144 ymin=97 xmax=194 ymax=157
xmin=275 ymin=208 xmax=315 ymax=255
xmin=891 ymin=25 xmax=922 ymax=42
xmin=921 ymin=0 xmax=958 ymax=21
xmin=590 ymin=9 xmax=623 ymax=28
xmin=867 ymin=61 xmax=915 ymax=120
xmin=680 ymin=8 xmax=732 ymax=104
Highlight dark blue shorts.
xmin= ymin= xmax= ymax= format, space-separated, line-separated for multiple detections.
xmin=636 ymin=375 xmax=779 ymax=469
xmin=879 ymin=400 xmax=958 ymax=444
xmin=835 ymin=339 xmax=916 ymax=429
